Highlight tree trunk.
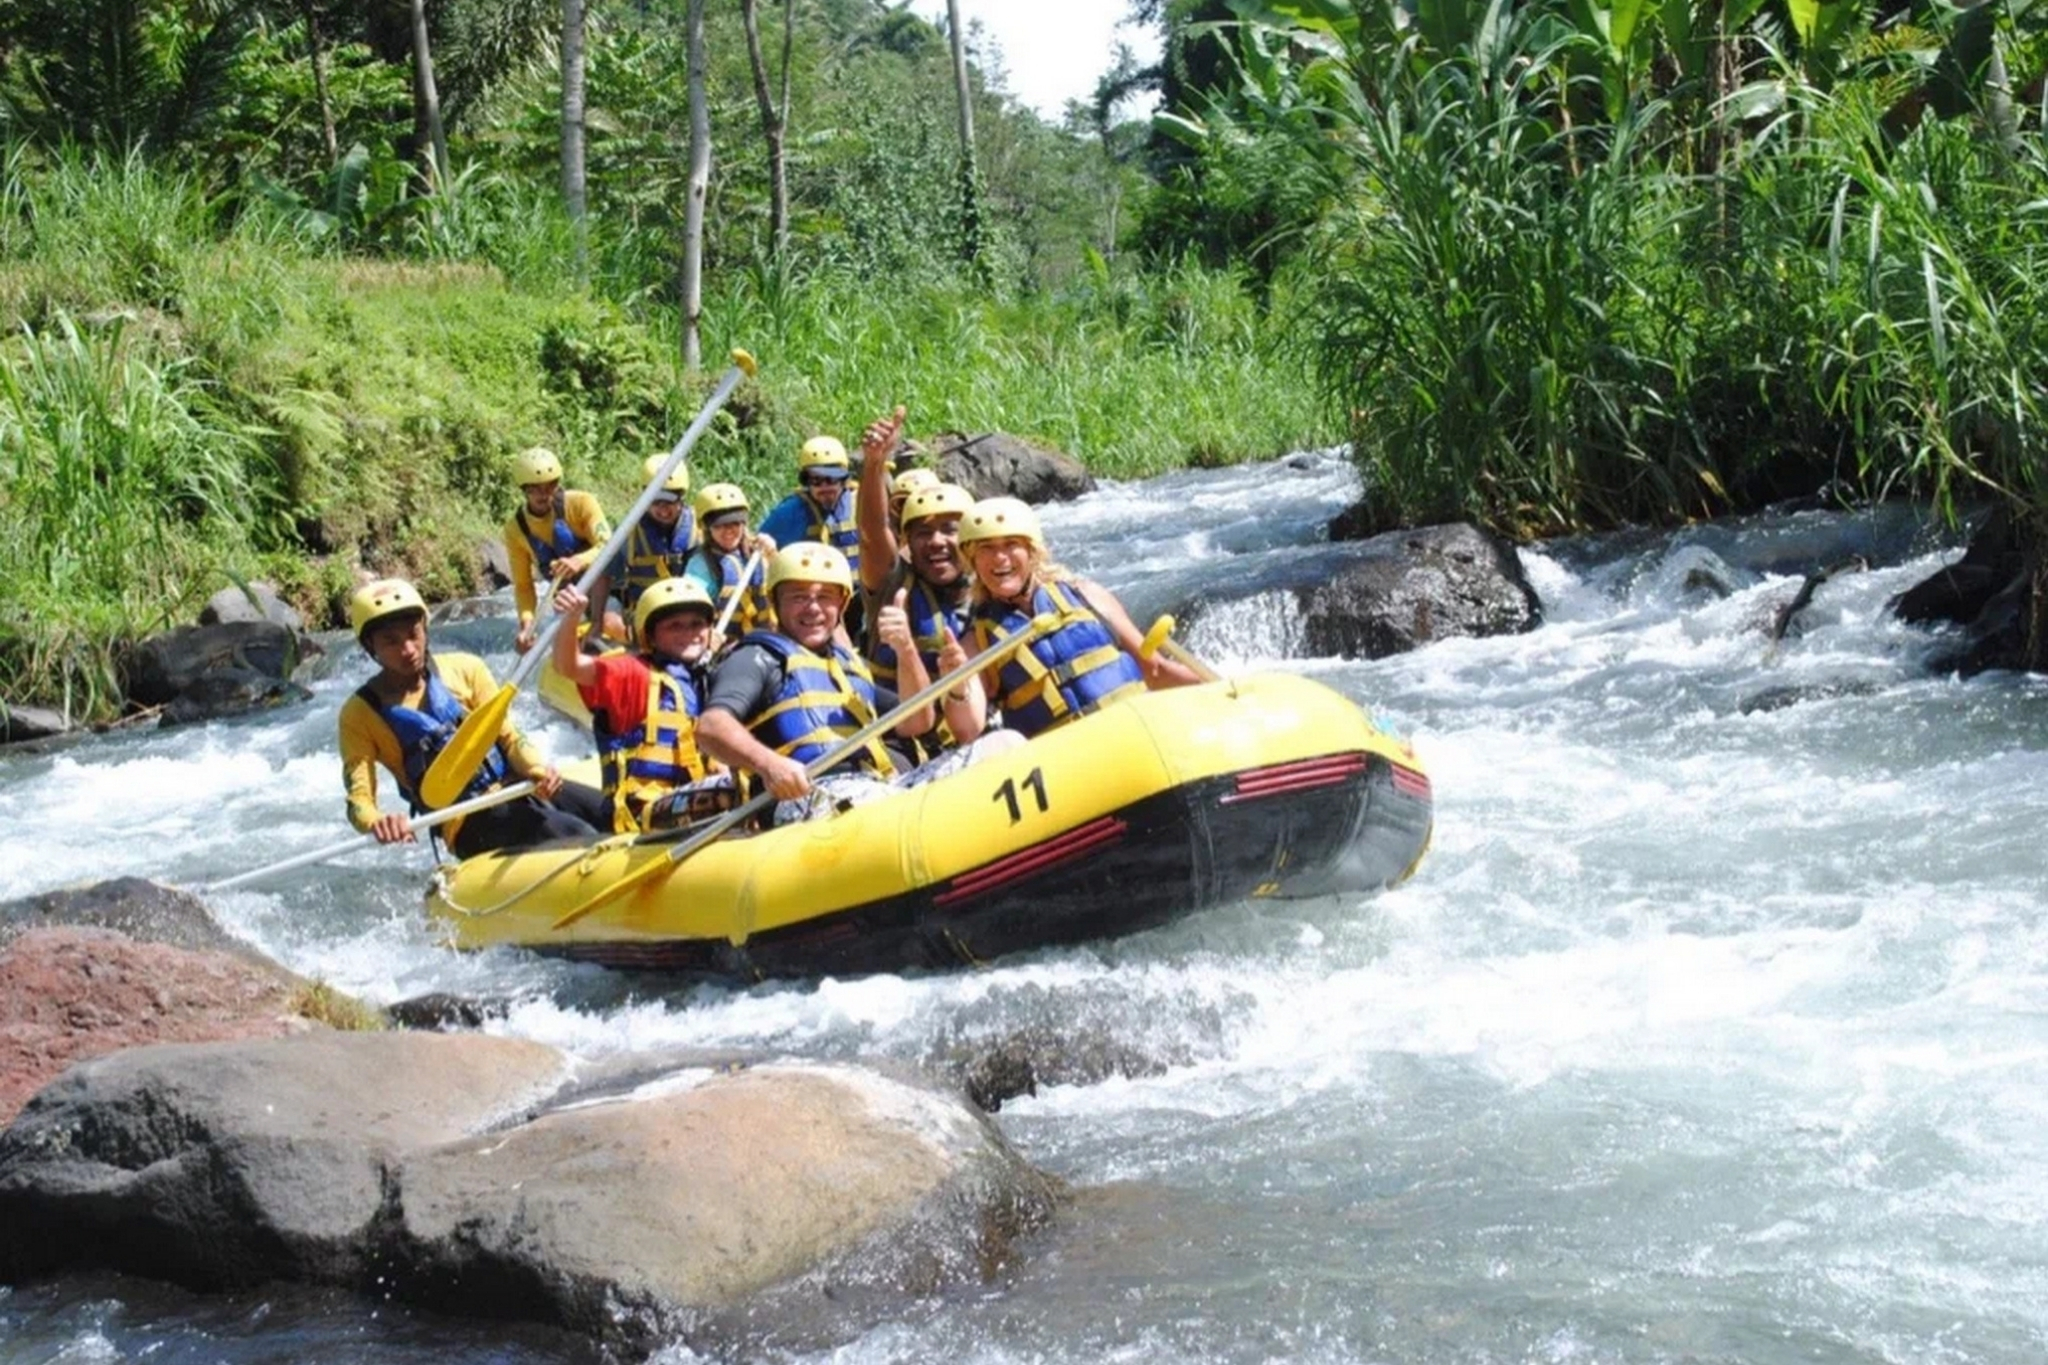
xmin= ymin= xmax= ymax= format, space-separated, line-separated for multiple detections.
xmin=562 ymin=0 xmax=588 ymax=276
xmin=682 ymin=0 xmax=710 ymax=370
xmin=303 ymin=1 xmax=337 ymax=162
xmin=739 ymin=0 xmax=791 ymax=259
xmin=409 ymin=0 xmax=450 ymax=188
xmin=944 ymin=0 xmax=985 ymax=275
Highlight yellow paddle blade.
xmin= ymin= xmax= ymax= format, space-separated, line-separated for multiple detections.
xmin=730 ymin=348 xmax=757 ymax=377
xmin=549 ymin=852 xmax=666 ymax=931
xmin=1138 ymin=614 xmax=1177 ymax=663
xmin=419 ymin=684 xmax=518 ymax=810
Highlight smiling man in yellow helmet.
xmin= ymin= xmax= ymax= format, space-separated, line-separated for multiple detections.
xmin=339 ymin=577 xmax=606 ymax=855
xmin=695 ymin=543 xmax=1019 ymax=826
xmin=503 ymin=446 xmax=617 ymax=652
xmin=550 ymin=575 xmax=736 ymax=833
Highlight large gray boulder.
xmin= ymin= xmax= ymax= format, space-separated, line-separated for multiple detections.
xmin=119 ymin=620 xmax=313 ymax=726
xmin=933 ymin=432 xmax=1095 ymax=504
xmin=0 ymin=1034 xmax=1057 ymax=1357
xmin=0 ymin=702 xmax=72 ymax=745
xmin=1297 ymin=522 xmax=1542 ymax=659
xmin=1 ymin=876 xmax=245 ymax=955
xmin=200 ymin=581 xmax=304 ymax=633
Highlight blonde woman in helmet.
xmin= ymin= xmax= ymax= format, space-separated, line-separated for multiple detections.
xmin=956 ymin=497 xmax=1203 ymax=741
xmin=696 ymin=543 xmax=1018 ymax=825
xmin=551 ymin=576 xmax=736 ymax=833
xmin=608 ymin=454 xmax=699 ymax=619
xmin=685 ymin=481 xmax=776 ymax=642
xmin=502 ymin=446 xmax=618 ymax=653
xmin=339 ymin=577 xmax=606 ymax=856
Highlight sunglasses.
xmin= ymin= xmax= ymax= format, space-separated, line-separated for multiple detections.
xmin=802 ymin=473 xmax=848 ymax=488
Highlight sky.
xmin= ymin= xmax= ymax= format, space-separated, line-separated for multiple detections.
xmin=905 ymin=0 xmax=1162 ymax=122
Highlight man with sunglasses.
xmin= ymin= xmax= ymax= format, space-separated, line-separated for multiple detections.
xmin=758 ymin=435 xmax=863 ymax=577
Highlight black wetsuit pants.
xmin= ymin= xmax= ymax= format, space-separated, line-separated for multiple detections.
xmin=448 ymin=781 xmax=607 ymax=858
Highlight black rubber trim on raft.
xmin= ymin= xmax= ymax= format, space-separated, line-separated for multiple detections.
xmin=530 ymin=750 xmax=1434 ymax=981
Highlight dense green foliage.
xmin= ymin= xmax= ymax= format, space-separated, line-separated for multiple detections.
xmin=0 ymin=146 xmax=1318 ymax=717
xmin=11 ymin=0 xmax=2048 ymax=716
xmin=1175 ymin=0 xmax=2048 ymax=542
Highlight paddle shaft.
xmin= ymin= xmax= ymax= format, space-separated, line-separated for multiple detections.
xmin=548 ymin=611 xmax=1060 ymax=930
xmin=205 ymin=780 xmax=538 ymax=892
xmin=418 ymin=351 xmax=754 ymax=810
xmin=511 ymin=355 xmax=755 ymax=693
xmin=710 ymin=545 xmax=765 ymax=639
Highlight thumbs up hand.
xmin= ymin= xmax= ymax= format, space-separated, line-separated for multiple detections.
xmin=877 ymin=588 xmax=914 ymax=654
xmin=935 ymin=622 xmax=967 ymax=677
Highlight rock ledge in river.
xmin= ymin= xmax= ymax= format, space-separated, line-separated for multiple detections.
xmin=1297 ymin=522 xmax=1542 ymax=658
xmin=0 ymin=1034 xmax=1056 ymax=1358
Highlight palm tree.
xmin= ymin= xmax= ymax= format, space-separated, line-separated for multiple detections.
xmin=562 ymin=0 xmax=587 ymax=273
xmin=943 ymin=0 xmax=985 ymax=274
xmin=681 ymin=0 xmax=710 ymax=369
xmin=739 ymin=0 xmax=795 ymax=261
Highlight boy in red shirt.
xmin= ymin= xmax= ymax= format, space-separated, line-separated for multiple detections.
xmin=551 ymin=578 xmax=736 ymax=833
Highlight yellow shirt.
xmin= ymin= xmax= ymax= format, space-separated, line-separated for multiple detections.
xmin=502 ymin=489 xmax=612 ymax=626
xmin=337 ymin=652 xmax=547 ymax=836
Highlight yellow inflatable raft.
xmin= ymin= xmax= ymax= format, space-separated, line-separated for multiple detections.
xmin=426 ymin=671 xmax=1432 ymax=980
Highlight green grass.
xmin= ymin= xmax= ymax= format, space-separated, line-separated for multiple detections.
xmin=0 ymin=150 xmax=1331 ymax=722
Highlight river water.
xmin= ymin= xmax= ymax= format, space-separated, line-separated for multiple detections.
xmin=4 ymin=451 xmax=2046 ymax=1364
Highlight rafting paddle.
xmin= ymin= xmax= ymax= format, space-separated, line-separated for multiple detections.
xmin=204 ymin=780 xmax=539 ymax=892
xmin=547 ymin=611 xmax=1061 ymax=931
xmin=419 ymin=349 xmax=757 ymax=810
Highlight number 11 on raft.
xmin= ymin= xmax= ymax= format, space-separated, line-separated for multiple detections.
xmin=992 ymin=767 xmax=1049 ymax=824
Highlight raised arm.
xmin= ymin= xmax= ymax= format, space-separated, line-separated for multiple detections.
xmin=856 ymin=405 xmax=907 ymax=594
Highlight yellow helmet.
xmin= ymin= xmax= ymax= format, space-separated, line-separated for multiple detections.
xmin=958 ymin=496 xmax=1045 ymax=551
xmin=899 ymin=482 xmax=975 ymax=531
xmin=766 ymin=543 xmax=855 ymax=596
xmin=693 ymin=481 xmax=750 ymax=523
xmin=640 ymin=454 xmax=690 ymax=497
xmin=512 ymin=447 xmax=563 ymax=487
xmin=349 ymin=577 xmax=427 ymax=643
xmin=633 ymin=576 xmax=716 ymax=646
xmin=797 ymin=435 xmax=849 ymax=475
xmin=889 ymin=467 xmax=940 ymax=502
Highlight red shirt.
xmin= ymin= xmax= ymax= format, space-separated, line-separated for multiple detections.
xmin=577 ymin=653 xmax=656 ymax=734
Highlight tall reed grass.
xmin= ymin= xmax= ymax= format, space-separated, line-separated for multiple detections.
xmin=1307 ymin=20 xmax=2048 ymax=536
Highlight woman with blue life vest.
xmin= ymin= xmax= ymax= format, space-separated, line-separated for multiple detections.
xmin=337 ymin=578 xmax=606 ymax=856
xmin=551 ymin=576 xmax=737 ymax=834
xmin=695 ymin=543 xmax=1018 ymax=826
xmin=608 ymin=453 xmax=699 ymax=619
xmin=503 ymin=446 xmax=620 ymax=652
xmin=958 ymin=497 xmax=1203 ymax=742
xmin=684 ymin=481 xmax=776 ymax=643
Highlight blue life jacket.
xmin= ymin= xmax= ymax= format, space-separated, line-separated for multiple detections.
xmin=592 ymin=656 xmax=709 ymax=833
xmin=618 ymin=510 xmax=697 ymax=611
xmin=740 ymin=631 xmax=888 ymax=773
xmin=695 ymin=542 xmax=771 ymax=636
xmin=354 ymin=660 xmax=507 ymax=813
xmin=517 ymin=489 xmax=588 ymax=575
xmin=970 ymin=580 xmax=1146 ymax=738
xmin=867 ymin=569 xmax=971 ymax=692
